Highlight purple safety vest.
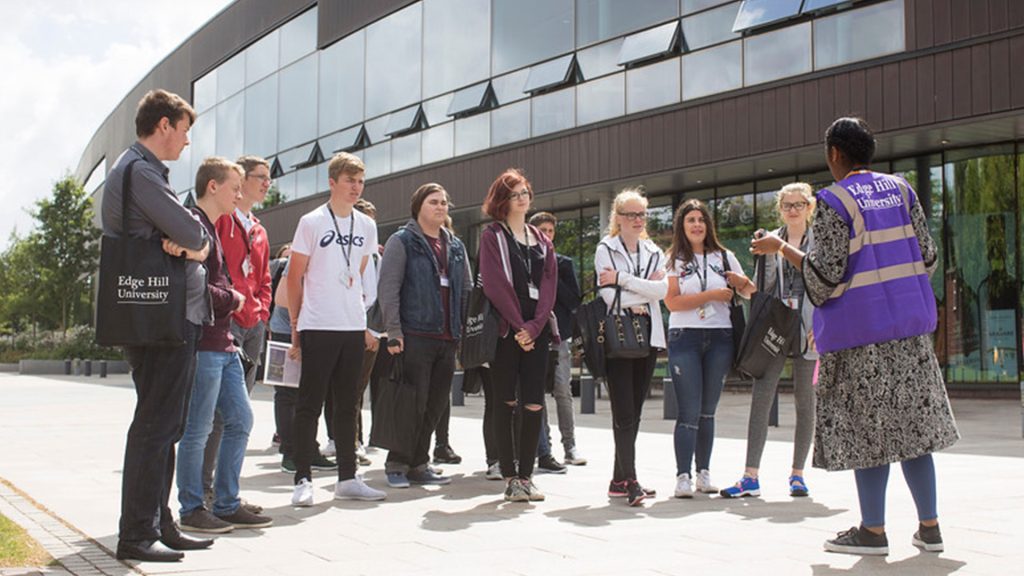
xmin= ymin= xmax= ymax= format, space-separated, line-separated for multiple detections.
xmin=812 ymin=171 xmax=937 ymax=353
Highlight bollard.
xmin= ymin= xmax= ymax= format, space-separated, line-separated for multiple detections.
xmin=581 ymin=375 xmax=596 ymax=414
xmin=451 ymin=371 xmax=465 ymax=407
xmin=84 ymin=360 xmax=92 ymax=377
xmin=663 ymin=377 xmax=677 ymax=420
xmin=99 ymin=360 xmax=108 ymax=378
xmin=768 ymin=390 xmax=780 ymax=427
xmin=64 ymin=359 xmax=72 ymax=375
xmin=74 ymin=359 xmax=82 ymax=376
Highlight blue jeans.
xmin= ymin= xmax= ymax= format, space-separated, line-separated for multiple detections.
xmin=177 ymin=351 xmax=253 ymax=516
xmin=668 ymin=328 xmax=733 ymax=476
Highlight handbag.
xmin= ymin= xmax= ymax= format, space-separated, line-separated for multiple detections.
xmin=599 ymin=244 xmax=651 ymax=359
xmin=95 ymin=158 xmax=187 ymax=347
xmin=573 ymin=290 xmax=610 ymax=379
xmin=720 ymin=251 xmax=747 ymax=360
xmin=368 ymin=353 xmax=419 ymax=453
xmin=734 ymin=256 xmax=801 ymax=379
xmin=459 ymin=275 xmax=499 ymax=370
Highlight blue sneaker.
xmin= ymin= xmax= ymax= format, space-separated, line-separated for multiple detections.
xmin=407 ymin=468 xmax=451 ymax=485
xmin=789 ymin=475 xmax=809 ymax=497
xmin=386 ymin=471 xmax=410 ymax=489
xmin=719 ymin=476 xmax=760 ymax=498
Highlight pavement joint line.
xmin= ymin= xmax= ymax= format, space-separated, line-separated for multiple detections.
xmin=0 ymin=477 xmax=142 ymax=576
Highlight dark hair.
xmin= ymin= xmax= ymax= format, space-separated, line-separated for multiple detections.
xmin=135 ymin=89 xmax=196 ymax=137
xmin=667 ymin=199 xmax=726 ymax=265
xmin=410 ymin=183 xmax=450 ymax=219
xmin=235 ymin=155 xmax=270 ymax=176
xmin=482 ymin=168 xmax=532 ymax=221
xmin=529 ymin=211 xmax=557 ymax=227
xmin=825 ymin=117 xmax=876 ymax=166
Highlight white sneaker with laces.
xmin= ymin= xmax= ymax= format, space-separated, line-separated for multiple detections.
xmin=485 ymin=462 xmax=502 ymax=480
xmin=292 ymin=478 xmax=314 ymax=507
xmin=695 ymin=469 xmax=718 ymax=493
xmin=355 ymin=442 xmax=367 ymax=458
xmin=674 ymin=473 xmax=694 ymax=498
xmin=334 ymin=477 xmax=386 ymax=501
xmin=564 ymin=447 xmax=588 ymax=466
xmin=322 ymin=439 xmax=337 ymax=457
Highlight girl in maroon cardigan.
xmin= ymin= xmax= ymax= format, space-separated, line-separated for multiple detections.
xmin=479 ymin=169 xmax=558 ymax=503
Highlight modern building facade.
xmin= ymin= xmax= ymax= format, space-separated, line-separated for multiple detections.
xmin=79 ymin=0 xmax=1024 ymax=393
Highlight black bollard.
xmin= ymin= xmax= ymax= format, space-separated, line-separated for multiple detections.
xmin=99 ymin=360 xmax=108 ymax=378
xmin=581 ymin=376 xmax=596 ymax=414
xmin=64 ymin=359 xmax=72 ymax=375
xmin=84 ymin=360 xmax=92 ymax=377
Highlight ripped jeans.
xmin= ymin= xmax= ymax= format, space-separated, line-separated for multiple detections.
xmin=668 ymin=327 xmax=733 ymax=477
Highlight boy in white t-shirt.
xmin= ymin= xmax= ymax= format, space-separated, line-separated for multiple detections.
xmin=286 ymin=152 xmax=385 ymax=506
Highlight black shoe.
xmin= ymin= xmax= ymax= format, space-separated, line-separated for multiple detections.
xmin=159 ymin=525 xmax=214 ymax=551
xmin=626 ymin=480 xmax=647 ymax=507
xmin=433 ymin=444 xmax=462 ymax=465
xmin=311 ymin=453 xmax=338 ymax=470
xmin=824 ymin=526 xmax=889 ymax=556
xmin=912 ymin=523 xmax=944 ymax=552
xmin=116 ymin=539 xmax=184 ymax=562
xmin=537 ymin=454 xmax=567 ymax=474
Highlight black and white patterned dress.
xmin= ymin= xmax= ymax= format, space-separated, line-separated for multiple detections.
xmin=803 ymin=196 xmax=960 ymax=471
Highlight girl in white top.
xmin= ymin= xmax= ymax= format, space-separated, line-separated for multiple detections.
xmin=664 ymin=199 xmax=751 ymax=498
xmin=593 ymin=188 xmax=668 ymax=507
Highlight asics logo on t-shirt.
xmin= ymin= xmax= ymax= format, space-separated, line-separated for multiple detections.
xmin=319 ymin=230 xmax=366 ymax=248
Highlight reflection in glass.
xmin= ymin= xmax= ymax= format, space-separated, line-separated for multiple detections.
xmin=366 ymin=4 xmax=422 ymax=118
xmin=577 ymin=39 xmax=625 ymax=79
xmin=711 ymin=190 xmax=755 ymax=272
xmin=422 ymin=0 xmax=491 ymax=98
xmin=732 ymin=0 xmax=803 ymax=32
xmin=244 ymin=74 xmax=278 ymax=158
xmin=384 ymin=105 xmax=427 ymax=137
xmin=682 ymin=1 xmax=742 ymax=51
xmin=193 ymin=72 xmax=216 ymax=114
xmin=275 ymin=171 xmax=296 ymax=203
xmin=617 ymin=20 xmax=679 ymax=66
xmin=294 ymin=165 xmax=319 ymax=199
xmin=446 ymin=82 xmax=494 ymax=118
xmin=422 ymin=123 xmax=455 ymax=165
xmin=320 ymin=125 xmax=368 ymax=154
xmin=492 ymin=0 xmax=573 ymax=75
xmin=391 ymin=133 xmax=422 ymax=172
xmin=360 ymin=143 xmax=392 ymax=179
xmin=280 ymin=8 xmax=317 ymax=67
xmin=278 ymin=54 xmax=318 ymax=151
xmin=625 ymin=57 xmax=680 ymax=114
xmin=576 ymin=0 xmax=678 ymax=47
xmin=491 ymin=100 xmax=531 ymax=146
xmin=744 ymin=23 xmax=811 ymax=86
xmin=531 ymin=88 xmax=575 ymax=137
xmin=576 ymin=74 xmax=625 ymax=126
xmin=425 ymin=92 xmax=455 ymax=125
xmin=814 ymin=0 xmax=904 ymax=70
xmin=683 ymin=0 xmax=732 ymax=13
xmin=215 ymin=93 xmax=244 ymax=162
xmin=189 ymin=114 xmax=215 ymax=178
xmin=646 ymin=201 xmax=676 ymax=250
xmin=216 ymin=52 xmax=245 ymax=103
xmin=277 ymin=142 xmax=319 ymax=171
xmin=168 ymin=151 xmax=189 ymax=194
xmin=319 ymin=31 xmax=365 ymax=136
xmin=455 ymin=112 xmax=490 ymax=155
xmin=803 ymin=0 xmax=853 ymax=13
xmin=524 ymin=55 xmax=579 ymax=94
xmin=245 ymin=30 xmax=279 ymax=85
xmin=682 ymin=40 xmax=741 ymax=100
xmin=364 ymin=116 xmax=390 ymax=145
xmin=492 ymin=69 xmax=531 ymax=105
xmin=754 ymin=190 xmax=782 ymax=232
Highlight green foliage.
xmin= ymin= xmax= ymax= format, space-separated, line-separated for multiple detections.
xmin=257 ymin=183 xmax=285 ymax=211
xmin=0 ymin=510 xmax=53 ymax=567
xmin=0 ymin=325 xmax=121 ymax=363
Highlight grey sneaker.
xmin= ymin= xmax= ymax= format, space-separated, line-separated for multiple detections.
xmin=912 ymin=523 xmax=943 ymax=552
xmin=180 ymin=508 xmax=234 ymax=534
xmin=564 ymin=447 xmax=588 ymax=466
xmin=291 ymin=478 xmax=314 ymax=507
xmin=504 ymin=478 xmax=529 ymax=502
xmin=334 ymin=477 xmax=386 ymax=501
xmin=216 ymin=506 xmax=273 ymax=529
xmin=407 ymin=468 xmax=451 ymax=485
xmin=522 ymin=478 xmax=545 ymax=502
xmin=485 ymin=462 xmax=502 ymax=480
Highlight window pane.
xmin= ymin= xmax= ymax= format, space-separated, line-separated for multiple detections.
xmin=732 ymin=0 xmax=803 ymax=32
xmin=168 ymin=151 xmax=190 ymax=194
xmin=683 ymin=0 xmax=732 ymax=13
xmin=426 ymin=92 xmax=456 ymax=124
xmin=491 ymin=100 xmax=531 ymax=146
xmin=244 ymin=74 xmax=278 ymax=158
xmin=803 ymin=0 xmax=853 ymax=13
xmin=531 ymin=88 xmax=575 ymax=136
xmin=492 ymin=0 xmax=573 ymax=75
xmin=618 ymin=20 xmax=679 ymax=66
xmin=455 ymin=112 xmax=490 ymax=155
xmin=814 ymin=0 xmax=905 ymax=70
xmin=391 ymin=133 xmax=422 ymax=172
xmin=577 ymin=38 xmax=624 ymax=79
xmin=743 ymin=23 xmax=811 ymax=86
xmin=711 ymin=189 xmax=755 ymax=273
xmin=360 ymin=143 xmax=392 ymax=179
xmin=319 ymin=30 xmax=365 ymax=135
xmin=189 ymin=113 xmax=215 ymax=177
xmin=215 ymin=92 xmax=244 ymax=161
xmin=245 ymin=30 xmax=279 ymax=85
xmin=682 ymin=40 xmax=741 ymax=100
xmin=523 ymin=55 xmax=577 ymax=94
xmin=280 ymin=8 xmax=317 ymax=67
xmin=320 ymin=125 xmax=366 ymax=154
xmin=294 ymin=165 xmax=319 ymax=200
xmin=275 ymin=171 xmax=296 ymax=203
xmin=626 ymin=57 xmax=680 ymax=114
xmin=364 ymin=116 xmax=390 ymax=145
xmin=492 ymin=69 xmax=531 ymax=104
xmin=576 ymin=73 xmax=624 ymax=125
xmin=576 ymin=0 xmax=679 ymax=47
xmin=423 ymin=0 xmax=491 ymax=98
xmin=682 ymin=1 xmax=742 ymax=51
xmin=277 ymin=142 xmax=318 ymax=170
xmin=365 ymin=3 xmax=422 ymax=118
xmin=445 ymin=84 xmax=487 ymax=118
xmin=215 ymin=52 xmax=245 ymax=103
xmin=193 ymin=71 xmax=216 ymax=114
xmin=278 ymin=54 xmax=318 ymax=150
xmin=422 ymin=123 xmax=455 ymax=165
xmin=385 ymin=105 xmax=425 ymax=137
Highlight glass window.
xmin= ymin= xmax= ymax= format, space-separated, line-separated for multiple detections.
xmin=682 ymin=40 xmax=741 ymax=100
xmin=364 ymin=116 xmax=391 ymax=145
xmin=683 ymin=0 xmax=732 ymax=13
xmin=422 ymin=123 xmax=455 ymax=165
xmin=215 ymin=92 xmax=244 ymax=161
xmin=275 ymin=171 xmax=296 ymax=203
xmin=576 ymin=0 xmax=679 ymax=47
xmin=576 ymin=73 xmax=624 ymax=125
xmin=744 ymin=23 xmax=811 ymax=86
xmin=803 ymin=0 xmax=854 ymax=13
xmin=531 ymin=88 xmax=575 ymax=137
xmin=423 ymin=0 xmax=491 ymax=98
xmin=492 ymin=69 xmax=531 ymax=105
xmin=425 ymin=92 xmax=455 ymax=125
xmin=193 ymin=71 xmax=216 ymax=114
xmin=365 ymin=3 xmax=422 ymax=119
xmin=446 ymin=82 xmax=494 ymax=118
xmin=244 ymin=74 xmax=278 ymax=158
xmin=491 ymin=100 xmax=531 ymax=146
xmin=625 ymin=57 xmax=680 ymax=114
xmin=360 ymin=143 xmax=392 ymax=179
xmin=711 ymin=187 xmax=755 ymax=272
xmin=277 ymin=142 xmax=319 ymax=170
xmin=245 ymin=30 xmax=279 ymax=85
xmin=492 ymin=0 xmax=573 ymax=75
xmin=814 ymin=0 xmax=905 ymax=70
xmin=167 ymin=151 xmax=189 ymax=194
xmin=646 ymin=198 xmax=676 ymax=249
xmin=216 ymin=52 xmax=245 ymax=102
xmin=320 ymin=125 xmax=368 ymax=154
xmin=316 ymin=162 xmax=330 ymax=192
xmin=294 ymin=165 xmax=319 ymax=199
xmin=319 ymin=30 xmax=365 ymax=136
xmin=577 ymin=38 xmax=625 ymax=79
xmin=523 ymin=55 xmax=579 ymax=94
xmin=278 ymin=53 xmax=318 ymax=151
xmin=732 ymin=0 xmax=804 ymax=32
xmin=391 ymin=133 xmax=422 ymax=172
xmin=189 ymin=113 xmax=215 ymax=178
xmin=617 ymin=21 xmax=679 ymax=66
xmin=385 ymin=105 xmax=427 ymax=137
xmin=682 ymin=1 xmax=742 ymax=51
xmin=454 ymin=112 xmax=490 ymax=155
xmin=83 ymin=158 xmax=106 ymax=193
xmin=280 ymin=8 xmax=317 ymax=67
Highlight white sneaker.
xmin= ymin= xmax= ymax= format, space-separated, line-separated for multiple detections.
xmin=334 ymin=477 xmax=386 ymax=501
xmin=355 ymin=442 xmax=367 ymax=458
xmin=564 ymin=447 xmax=588 ymax=466
xmin=322 ymin=439 xmax=337 ymax=457
xmin=696 ymin=469 xmax=718 ymax=493
xmin=485 ymin=462 xmax=502 ymax=481
xmin=291 ymin=478 xmax=314 ymax=507
xmin=674 ymin=473 xmax=694 ymax=498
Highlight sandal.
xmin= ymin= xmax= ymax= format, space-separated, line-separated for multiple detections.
xmin=789 ymin=475 xmax=809 ymax=497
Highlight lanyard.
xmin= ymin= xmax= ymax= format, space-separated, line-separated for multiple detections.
xmin=692 ymin=251 xmax=710 ymax=292
xmin=502 ymin=223 xmax=533 ymax=281
xmin=325 ymin=204 xmax=354 ymax=274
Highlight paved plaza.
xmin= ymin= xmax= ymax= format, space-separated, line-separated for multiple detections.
xmin=1 ymin=373 xmax=1021 ymax=575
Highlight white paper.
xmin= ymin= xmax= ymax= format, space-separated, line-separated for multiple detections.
xmin=263 ymin=341 xmax=300 ymax=388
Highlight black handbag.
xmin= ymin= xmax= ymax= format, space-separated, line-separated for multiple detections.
xmin=368 ymin=353 xmax=419 ymax=453
xmin=601 ymin=287 xmax=652 ymax=359
xmin=460 ymin=275 xmax=499 ymax=370
xmin=734 ymin=256 xmax=801 ymax=378
xmin=721 ymin=251 xmax=747 ymax=359
xmin=573 ymin=289 xmax=610 ymax=379
xmin=95 ymin=159 xmax=187 ymax=347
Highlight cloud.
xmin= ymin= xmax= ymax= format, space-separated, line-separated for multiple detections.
xmin=0 ymin=0 xmax=232 ymax=248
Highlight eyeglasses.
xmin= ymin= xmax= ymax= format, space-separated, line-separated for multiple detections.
xmin=247 ymin=174 xmax=273 ymax=183
xmin=781 ymin=201 xmax=808 ymax=212
xmin=509 ymin=190 xmax=531 ymax=200
xmin=617 ymin=211 xmax=647 ymax=221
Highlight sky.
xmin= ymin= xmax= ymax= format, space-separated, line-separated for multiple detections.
xmin=0 ymin=0 xmax=233 ymax=249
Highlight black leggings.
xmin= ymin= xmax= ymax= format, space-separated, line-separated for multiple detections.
xmin=605 ymin=350 xmax=658 ymax=482
xmin=490 ymin=331 xmax=551 ymax=479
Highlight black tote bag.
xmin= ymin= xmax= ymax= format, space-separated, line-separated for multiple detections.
xmin=573 ymin=289 xmax=610 ymax=379
xmin=734 ymin=256 xmax=800 ymax=379
xmin=459 ymin=276 xmax=499 ymax=370
xmin=95 ymin=159 xmax=187 ymax=347
xmin=601 ymin=287 xmax=652 ymax=359
xmin=369 ymin=353 xmax=419 ymax=453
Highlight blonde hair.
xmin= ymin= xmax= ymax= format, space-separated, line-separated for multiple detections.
xmin=195 ymin=156 xmax=243 ymax=198
xmin=328 ymin=152 xmax=366 ymax=182
xmin=776 ymin=182 xmax=816 ymax=224
xmin=606 ymin=188 xmax=649 ymax=239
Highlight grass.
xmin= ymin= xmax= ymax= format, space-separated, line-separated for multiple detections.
xmin=0 ymin=512 xmax=53 ymax=568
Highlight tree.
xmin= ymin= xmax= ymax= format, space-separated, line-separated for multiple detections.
xmin=256 ymin=183 xmax=285 ymax=212
xmin=0 ymin=232 xmax=45 ymax=334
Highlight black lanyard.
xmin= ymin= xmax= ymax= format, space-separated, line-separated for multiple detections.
xmin=692 ymin=251 xmax=710 ymax=292
xmin=502 ymin=223 xmax=533 ymax=281
xmin=325 ymin=204 xmax=354 ymax=273
xmin=622 ymin=237 xmax=642 ymax=276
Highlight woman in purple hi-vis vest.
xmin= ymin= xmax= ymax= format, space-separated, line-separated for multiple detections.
xmin=751 ymin=117 xmax=959 ymax=557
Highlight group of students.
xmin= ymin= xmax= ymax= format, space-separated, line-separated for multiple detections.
xmin=107 ymin=87 xmax=957 ymax=564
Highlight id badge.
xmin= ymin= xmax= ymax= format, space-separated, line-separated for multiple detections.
xmin=702 ymin=305 xmax=717 ymax=320
xmin=528 ymin=283 xmax=540 ymax=300
xmin=341 ymin=271 xmax=354 ymax=288
xmin=785 ymin=297 xmax=799 ymax=310
xmin=241 ymin=256 xmax=252 ymax=277
xmin=440 ymin=274 xmax=450 ymax=288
